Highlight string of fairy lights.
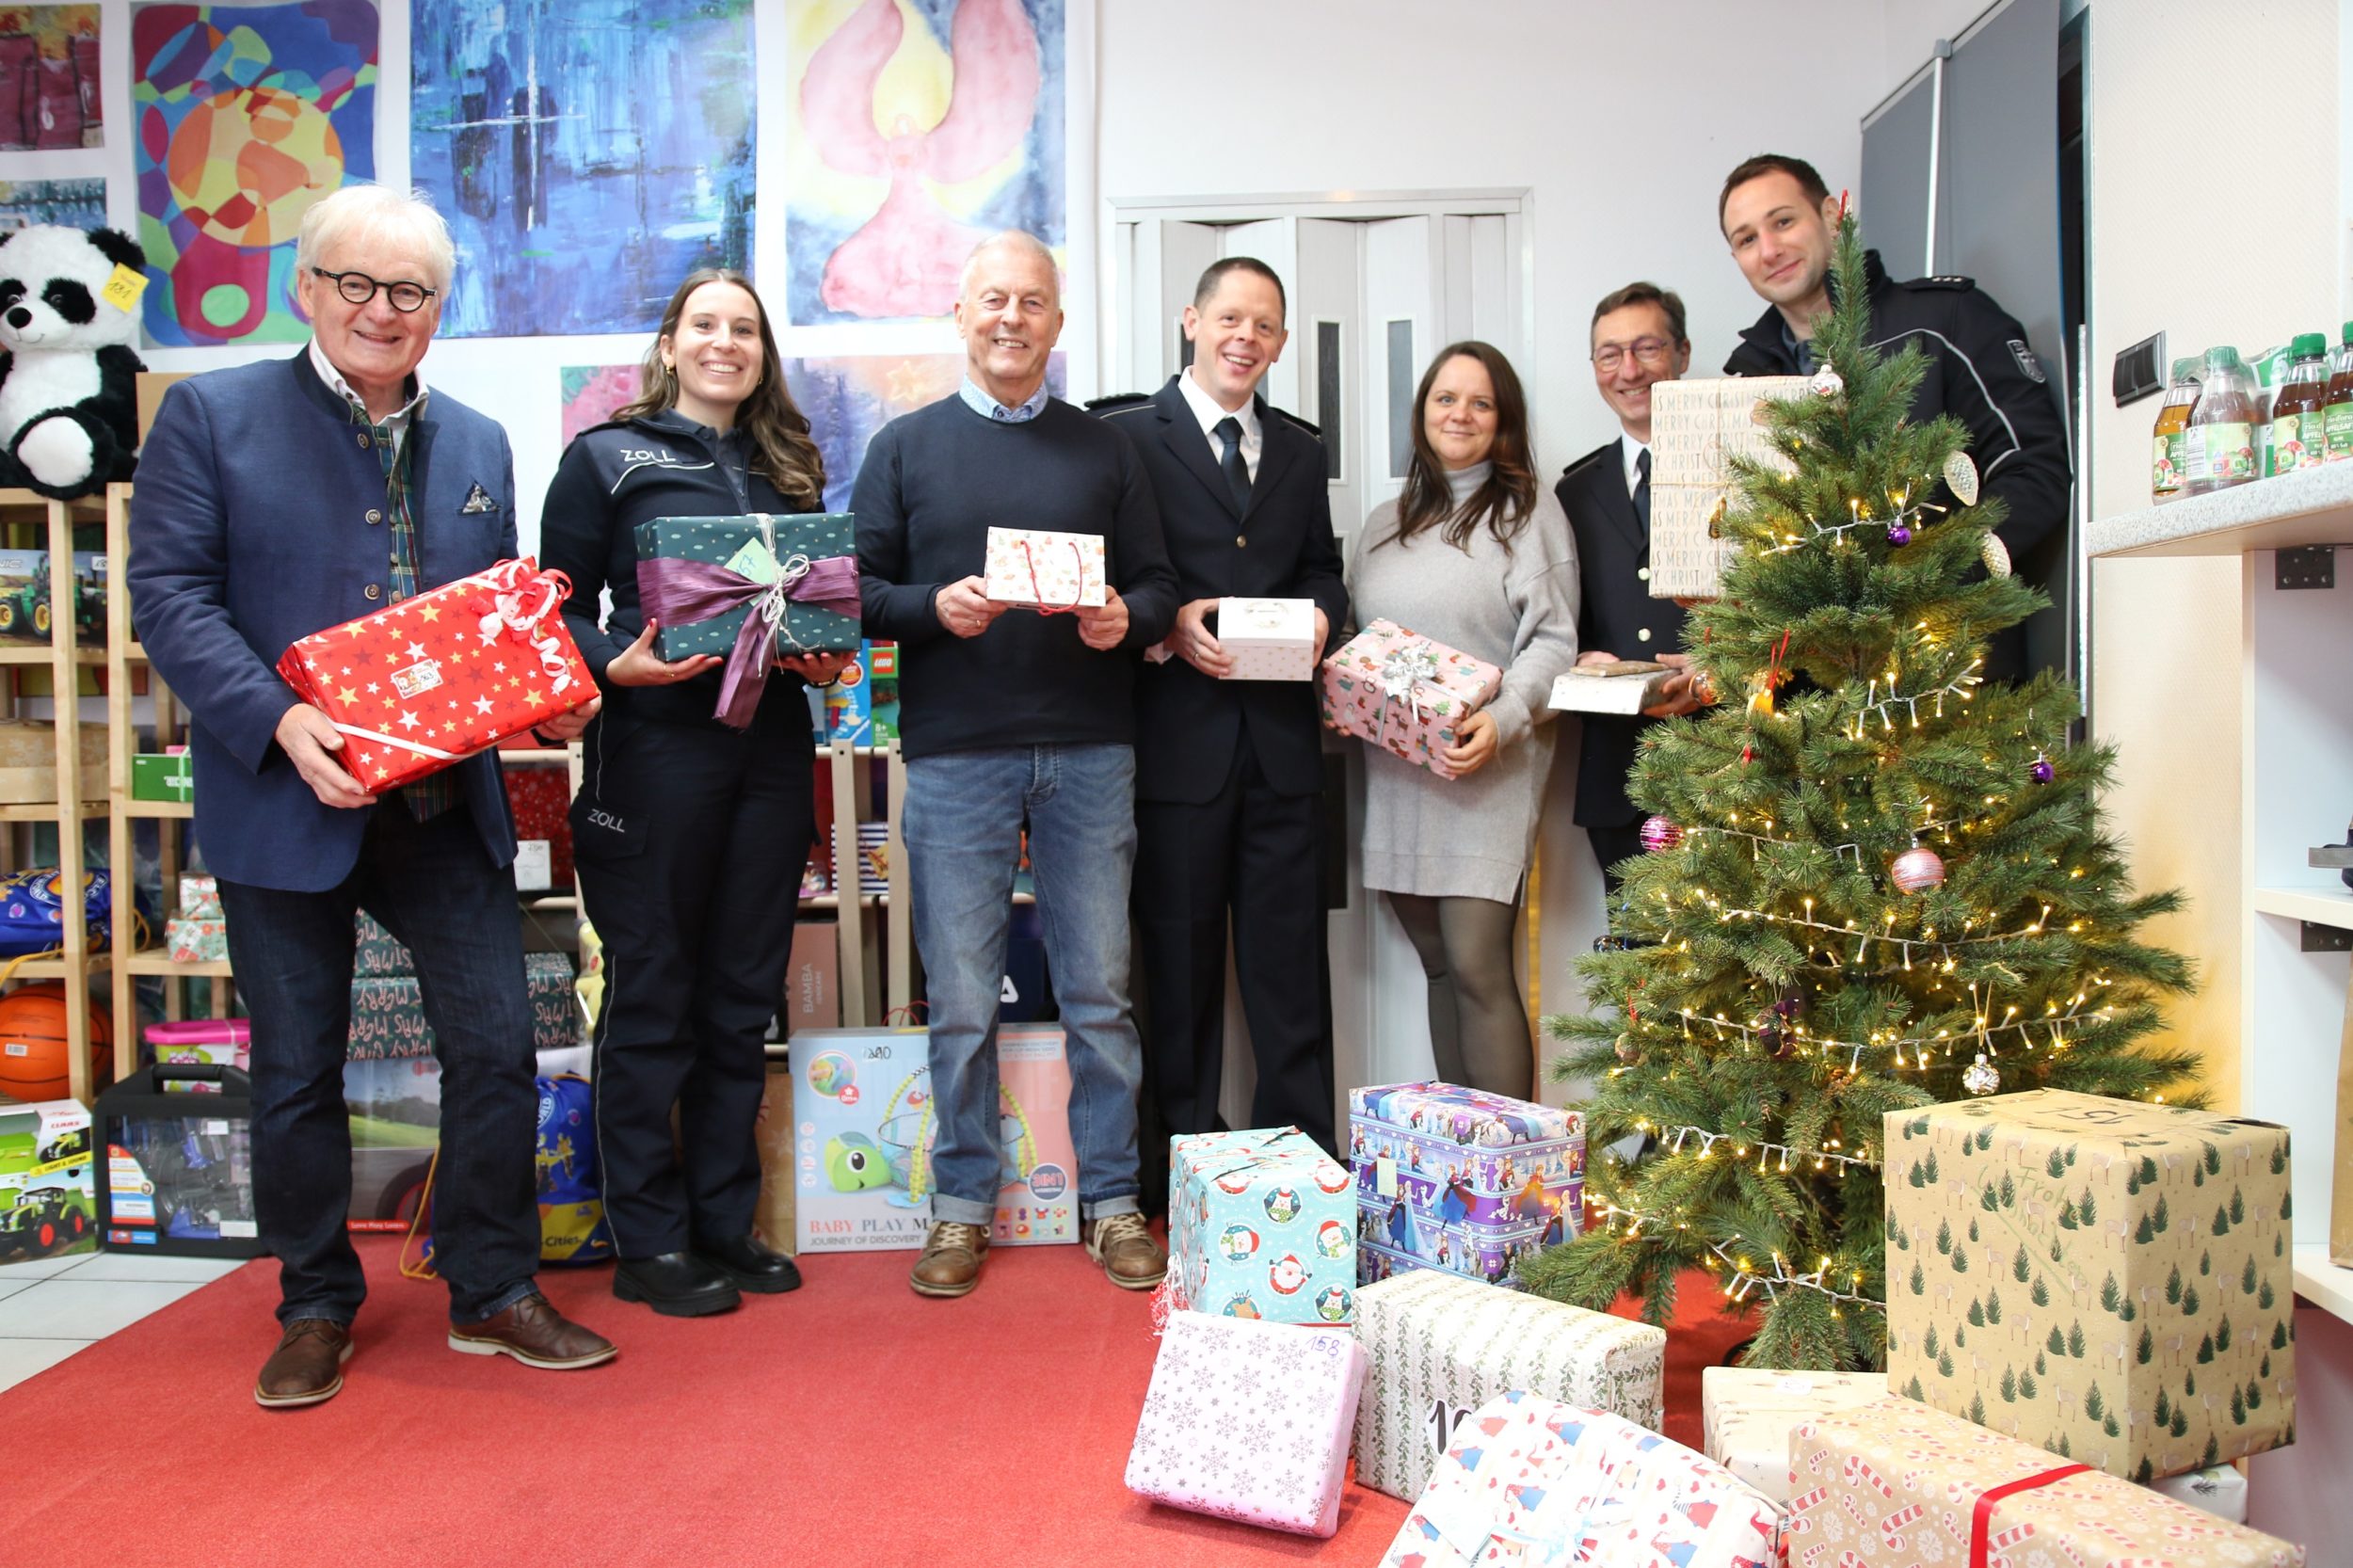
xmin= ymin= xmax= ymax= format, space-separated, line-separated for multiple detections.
xmin=1581 ymin=1195 xmax=1883 ymax=1311
xmin=1645 ymin=992 xmax=2110 ymax=1072
xmin=1662 ymin=1124 xmax=1877 ymax=1173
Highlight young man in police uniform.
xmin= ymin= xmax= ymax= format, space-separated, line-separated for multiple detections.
xmin=1718 ymin=152 xmax=2071 ymax=680
xmin=1094 ymin=258 xmax=1348 ymax=1156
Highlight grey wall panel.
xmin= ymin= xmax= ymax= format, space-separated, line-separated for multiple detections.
xmin=1861 ymin=70 xmax=1936 ymax=283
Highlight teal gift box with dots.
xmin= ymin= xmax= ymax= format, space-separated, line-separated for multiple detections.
xmin=1166 ymin=1127 xmax=1356 ymax=1327
xmin=633 ymin=514 xmax=860 ymax=661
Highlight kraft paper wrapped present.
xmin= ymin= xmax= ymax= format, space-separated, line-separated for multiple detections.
xmin=1548 ymin=663 xmax=1682 ymax=717
xmin=1647 ymin=376 xmax=1809 ymax=599
xmin=1320 ymin=619 xmax=1504 ymax=778
xmin=1353 ymin=1267 xmax=1666 ymax=1503
xmin=1217 ymin=596 xmax=1317 ymax=680
xmin=1380 ymin=1393 xmax=1781 ymax=1568
xmin=1881 ymin=1091 xmax=2295 ymax=1482
xmin=1125 ymin=1310 xmax=1367 ymax=1537
xmin=1349 ymin=1080 xmax=1584 ymax=1288
xmin=1167 ymin=1125 xmax=1356 ymax=1325
xmin=165 ymin=916 xmax=226 ymax=964
xmin=984 ymin=525 xmax=1106 ymax=608
xmin=177 ymin=872 xmax=220 ymax=920
xmin=1785 ymin=1399 xmax=2304 ymax=1568
xmin=1699 ymin=1365 xmax=1888 ymax=1501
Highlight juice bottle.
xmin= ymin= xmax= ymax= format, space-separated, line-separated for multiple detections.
xmin=2268 ymin=333 xmax=2330 ymax=475
xmin=2326 ymin=322 xmax=2353 ymax=461
xmin=2183 ymin=346 xmax=2258 ymax=494
xmin=2251 ymin=344 xmax=2288 ymax=478
xmin=2151 ymin=358 xmax=2201 ymax=503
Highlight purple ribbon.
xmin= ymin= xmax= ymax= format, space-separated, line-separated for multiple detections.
xmin=637 ymin=550 xmax=860 ymax=729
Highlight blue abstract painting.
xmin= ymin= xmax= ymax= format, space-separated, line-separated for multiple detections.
xmin=0 ymin=177 xmax=105 ymax=232
xmin=409 ymin=0 xmax=754 ymax=339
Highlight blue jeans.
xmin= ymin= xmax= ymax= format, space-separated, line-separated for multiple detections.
xmin=903 ymin=744 xmax=1143 ymax=1225
xmin=217 ymin=800 xmax=541 ymax=1327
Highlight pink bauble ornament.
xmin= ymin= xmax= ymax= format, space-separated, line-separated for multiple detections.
xmin=1640 ymin=816 xmax=1683 ymax=853
xmin=1890 ymin=845 xmax=1946 ymax=894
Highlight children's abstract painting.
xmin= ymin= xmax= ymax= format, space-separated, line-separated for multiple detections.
xmin=0 ymin=177 xmax=105 ymax=232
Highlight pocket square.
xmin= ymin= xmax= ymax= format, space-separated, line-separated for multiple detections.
xmin=460 ymin=481 xmax=497 ymax=514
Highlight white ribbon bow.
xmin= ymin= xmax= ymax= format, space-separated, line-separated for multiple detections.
xmin=1374 ymin=637 xmax=1442 ymax=744
xmin=744 ymin=513 xmax=817 ymax=652
xmin=472 ymin=559 xmax=575 ymax=696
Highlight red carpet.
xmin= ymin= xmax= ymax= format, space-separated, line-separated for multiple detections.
xmin=0 ymin=1240 xmax=1749 ymax=1567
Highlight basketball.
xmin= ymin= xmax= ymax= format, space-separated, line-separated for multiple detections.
xmin=0 ymin=984 xmax=111 ymax=1103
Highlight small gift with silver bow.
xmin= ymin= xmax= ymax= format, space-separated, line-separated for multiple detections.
xmin=633 ymin=513 xmax=862 ymax=728
xmin=1319 ymin=617 xmax=1503 ymax=778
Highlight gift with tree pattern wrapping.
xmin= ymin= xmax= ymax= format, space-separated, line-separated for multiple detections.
xmin=1881 ymin=1090 xmax=2294 ymax=1483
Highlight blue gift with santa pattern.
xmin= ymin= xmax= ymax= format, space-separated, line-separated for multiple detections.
xmin=1165 ymin=1126 xmax=1356 ymax=1327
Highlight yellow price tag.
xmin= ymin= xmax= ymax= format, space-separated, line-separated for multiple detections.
xmin=100 ymin=264 xmax=148 ymax=312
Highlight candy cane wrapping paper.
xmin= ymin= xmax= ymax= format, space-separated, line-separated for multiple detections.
xmin=275 ymin=559 xmax=594 ymax=794
xmin=1786 ymin=1399 xmax=2302 ymax=1568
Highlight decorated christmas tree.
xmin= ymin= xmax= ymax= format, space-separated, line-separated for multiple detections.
xmin=1519 ymin=216 xmax=2198 ymax=1370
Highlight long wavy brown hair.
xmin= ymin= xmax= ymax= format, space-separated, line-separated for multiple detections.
xmin=616 ymin=268 xmax=825 ymax=505
xmin=1391 ymin=341 xmax=1539 ymax=552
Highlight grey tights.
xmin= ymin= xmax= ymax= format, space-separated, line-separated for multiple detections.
xmin=1385 ymin=891 xmax=1532 ymax=1098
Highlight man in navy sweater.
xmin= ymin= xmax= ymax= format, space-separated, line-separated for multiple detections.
xmin=856 ymin=231 xmax=1177 ymax=1299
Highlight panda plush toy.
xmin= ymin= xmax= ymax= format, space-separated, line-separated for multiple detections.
xmin=0 ymin=224 xmax=146 ymax=501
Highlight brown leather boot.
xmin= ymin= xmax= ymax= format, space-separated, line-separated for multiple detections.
xmin=254 ymin=1318 xmax=352 ymax=1409
xmin=1085 ymin=1212 xmax=1167 ymax=1290
xmin=909 ymin=1221 xmax=990 ymax=1298
xmin=447 ymin=1293 xmax=617 ymax=1369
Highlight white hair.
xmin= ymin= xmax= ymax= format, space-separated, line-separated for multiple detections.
xmin=295 ymin=184 xmax=457 ymax=295
xmin=958 ymin=230 xmax=1061 ymax=305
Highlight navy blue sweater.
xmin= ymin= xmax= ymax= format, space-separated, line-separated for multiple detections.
xmin=854 ymin=395 xmax=1177 ymax=759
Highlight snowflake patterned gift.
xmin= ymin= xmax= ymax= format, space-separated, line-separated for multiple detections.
xmin=1125 ymin=1310 xmax=1368 ymax=1537
xmin=1785 ymin=1398 xmax=2303 ymax=1568
xmin=984 ymin=525 xmax=1106 ymax=608
xmin=1319 ymin=618 xmax=1503 ymax=778
xmin=275 ymin=559 xmax=595 ymax=795
xmin=1165 ymin=1126 xmax=1355 ymax=1327
xmin=1378 ymin=1391 xmax=1781 ymax=1568
xmin=1350 ymin=1079 xmax=1584 ymax=1288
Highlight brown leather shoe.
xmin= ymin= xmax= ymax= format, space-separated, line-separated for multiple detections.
xmin=447 ymin=1293 xmax=617 ymax=1369
xmin=909 ymin=1221 xmax=990 ymax=1298
xmin=1086 ymin=1212 xmax=1167 ymax=1290
xmin=254 ymin=1318 xmax=352 ymax=1409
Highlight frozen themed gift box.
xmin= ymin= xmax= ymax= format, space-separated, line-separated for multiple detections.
xmin=1349 ymin=1080 xmax=1584 ymax=1288
xmin=1164 ymin=1126 xmax=1355 ymax=1327
xmin=1319 ymin=619 xmax=1502 ymax=778
xmin=983 ymin=526 xmax=1106 ymax=609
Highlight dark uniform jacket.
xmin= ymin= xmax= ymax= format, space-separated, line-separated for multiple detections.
xmin=1556 ymin=439 xmax=1685 ymax=830
xmin=1094 ymin=378 xmax=1348 ymax=805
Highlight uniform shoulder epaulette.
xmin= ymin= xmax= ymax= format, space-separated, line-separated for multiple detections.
xmin=1905 ymin=274 xmax=1977 ymax=292
xmin=1085 ymin=392 xmax=1152 ymax=415
xmin=1270 ymin=407 xmax=1321 ymax=439
xmin=1559 ymin=441 xmax=1616 ymax=480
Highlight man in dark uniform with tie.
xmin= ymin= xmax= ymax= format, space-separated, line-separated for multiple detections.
xmin=1556 ymin=281 xmax=1708 ymax=891
xmin=1094 ymin=257 xmax=1349 ymax=1152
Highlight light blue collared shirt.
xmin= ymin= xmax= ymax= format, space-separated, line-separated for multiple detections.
xmin=958 ymin=375 xmax=1050 ymax=424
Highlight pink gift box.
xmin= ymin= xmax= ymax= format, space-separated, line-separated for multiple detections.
xmin=1381 ymin=1392 xmax=1779 ymax=1568
xmin=1126 ymin=1310 xmax=1367 ymax=1538
xmin=142 ymin=1018 xmax=251 ymax=1093
xmin=1320 ymin=619 xmax=1503 ymax=778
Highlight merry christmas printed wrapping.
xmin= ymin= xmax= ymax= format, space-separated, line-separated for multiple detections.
xmin=1785 ymin=1399 xmax=2304 ymax=1568
xmin=1217 ymin=596 xmax=1318 ymax=680
xmin=344 ymin=952 xmax=577 ymax=1063
xmin=1646 ymin=376 xmax=1809 ymax=600
xmin=1320 ymin=620 xmax=1505 ymax=779
xmin=984 ymin=525 xmax=1107 ymax=608
xmin=1166 ymin=1126 xmax=1356 ymax=1326
xmin=1125 ymin=1309 xmax=1369 ymax=1538
xmin=1350 ymin=1080 xmax=1584 ymax=1288
xmin=1881 ymin=1091 xmax=2296 ymax=1482
xmin=276 ymin=559 xmax=595 ymax=794
xmin=1379 ymin=1393 xmax=1781 ymax=1568
xmin=1699 ymin=1366 xmax=1889 ymax=1503
xmin=1353 ymin=1267 xmax=1666 ymax=1503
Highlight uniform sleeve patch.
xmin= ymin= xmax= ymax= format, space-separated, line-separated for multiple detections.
xmin=2008 ymin=339 xmax=2046 ymax=384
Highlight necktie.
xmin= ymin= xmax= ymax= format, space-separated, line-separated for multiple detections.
xmin=1214 ymin=416 xmax=1251 ymax=515
xmin=1634 ymin=446 xmax=1652 ymax=532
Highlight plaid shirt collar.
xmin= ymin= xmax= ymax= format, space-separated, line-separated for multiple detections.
xmin=308 ymin=337 xmax=427 ymax=445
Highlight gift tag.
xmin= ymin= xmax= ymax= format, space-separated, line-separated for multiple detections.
xmin=101 ymin=263 xmax=149 ymax=313
xmin=1376 ymin=1155 xmax=1397 ymax=1197
xmin=724 ymin=537 xmax=779 ymax=585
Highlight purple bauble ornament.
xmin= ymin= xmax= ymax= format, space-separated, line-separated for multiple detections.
xmin=1887 ymin=523 xmax=1913 ymax=546
xmin=1640 ymin=815 xmax=1683 ymax=853
xmin=2030 ymin=757 xmax=2056 ymax=785
xmin=1774 ymin=989 xmax=1802 ymax=1018
xmin=1758 ymin=1025 xmax=1782 ymax=1052
xmin=1891 ymin=845 xmax=1947 ymax=894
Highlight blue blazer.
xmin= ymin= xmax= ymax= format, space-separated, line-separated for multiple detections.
xmin=128 ymin=351 xmax=520 ymax=892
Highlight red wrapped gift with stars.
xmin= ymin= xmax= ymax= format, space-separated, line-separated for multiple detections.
xmin=275 ymin=559 xmax=596 ymax=794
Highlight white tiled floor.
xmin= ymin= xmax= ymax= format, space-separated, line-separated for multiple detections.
xmin=0 ymin=1250 xmax=245 ymax=1392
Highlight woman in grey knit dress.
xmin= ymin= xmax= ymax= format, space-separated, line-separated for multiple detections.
xmin=1344 ymin=342 xmax=1579 ymax=1098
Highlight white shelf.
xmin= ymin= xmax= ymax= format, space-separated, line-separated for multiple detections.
xmin=2088 ymin=463 xmax=2353 ymax=559
xmin=2251 ymin=885 xmax=2353 ymax=929
xmin=2292 ymin=1243 xmax=2353 ymax=1325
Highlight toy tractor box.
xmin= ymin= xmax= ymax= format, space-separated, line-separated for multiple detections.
xmin=96 ymin=1064 xmax=263 ymax=1257
xmin=0 ymin=550 xmax=103 ymax=644
xmin=0 ymin=1098 xmax=96 ymax=1261
xmin=792 ymin=1025 xmax=1077 ymax=1254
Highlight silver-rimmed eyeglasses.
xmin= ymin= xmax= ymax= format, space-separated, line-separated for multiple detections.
xmin=1592 ymin=338 xmax=1674 ymax=373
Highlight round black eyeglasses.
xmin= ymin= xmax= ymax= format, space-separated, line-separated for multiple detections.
xmin=312 ymin=267 xmax=437 ymax=313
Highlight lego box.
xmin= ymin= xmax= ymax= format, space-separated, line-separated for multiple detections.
xmin=1882 ymin=1090 xmax=2296 ymax=1482
xmin=1349 ymin=1080 xmax=1583 ymax=1288
xmin=1166 ymin=1126 xmax=1355 ymax=1326
xmin=0 ymin=1098 xmax=96 ymax=1261
xmin=792 ymin=1025 xmax=1077 ymax=1254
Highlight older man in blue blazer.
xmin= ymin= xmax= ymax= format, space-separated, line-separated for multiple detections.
xmin=129 ymin=185 xmax=616 ymax=1409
